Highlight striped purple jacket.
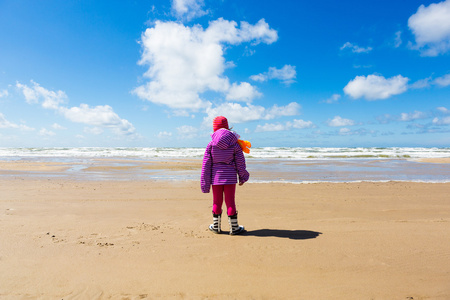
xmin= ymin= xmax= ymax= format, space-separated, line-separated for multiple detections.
xmin=200 ymin=129 xmax=250 ymax=193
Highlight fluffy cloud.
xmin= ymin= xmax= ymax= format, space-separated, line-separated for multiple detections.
xmin=433 ymin=116 xmax=450 ymax=125
xmin=250 ymin=65 xmax=297 ymax=85
xmin=0 ymin=112 xmax=34 ymax=131
xmin=39 ymin=128 xmax=56 ymax=137
xmin=410 ymin=74 xmax=450 ymax=89
xmin=205 ymin=103 xmax=265 ymax=124
xmin=52 ymin=123 xmax=66 ymax=130
xmin=16 ymin=80 xmax=67 ymax=109
xmin=17 ymin=81 xmax=135 ymax=136
xmin=157 ymin=131 xmax=173 ymax=138
xmin=290 ymin=119 xmax=314 ymax=129
xmin=433 ymin=106 xmax=450 ymax=124
xmin=408 ymin=0 xmax=450 ymax=56
xmin=0 ymin=89 xmax=8 ymax=98
xmin=437 ymin=106 xmax=449 ymax=113
xmin=0 ymin=113 xmax=16 ymax=129
xmin=340 ymin=42 xmax=373 ymax=53
xmin=322 ymin=94 xmax=341 ymax=104
xmin=177 ymin=125 xmax=198 ymax=138
xmin=255 ymin=123 xmax=287 ymax=132
xmin=377 ymin=108 xmax=446 ymax=124
xmin=226 ymin=82 xmax=262 ymax=102
xmin=204 ymin=102 xmax=300 ymax=125
xmin=338 ymin=128 xmax=377 ymax=136
xmin=134 ymin=18 xmax=277 ymax=110
xmin=343 ymin=74 xmax=409 ymax=100
xmin=255 ymin=119 xmax=314 ymax=132
xmin=265 ymin=102 xmax=301 ymax=119
xmin=327 ymin=116 xmax=355 ymax=127
xmin=399 ymin=111 xmax=428 ymax=121
xmin=60 ymin=104 xmax=135 ymax=135
xmin=434 ymin=74 xmax=450 ymax=86
xmin=410 ymin=77 xmax=431 ymax=89
xmin=172 ymin=0 xmax=207 ymax=21
xmin=339 ymin=128 xmax=351 ymax=135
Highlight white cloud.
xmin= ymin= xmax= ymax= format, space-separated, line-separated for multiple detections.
xmin=0 ymin=89 xmax=8 ymax=98
xmin=255 ymin=123 xmax=286 ymax=132
xmin=290 ymin=119 xmax=314 ymax=129
xmin=60 ymin=104 xmax=136 ymax=135
xmin=399 ymin=111 xmax=428 ymax=121
xmin=0 ymin=113 xmax=18 ymax=129
xmin=327 ymin=116 xmax=355 ymax=127
xmin=343 ymin=74 xmax=409 ymax=100
xmin=437 ymin=106 xmax=449 ymax=113
xmin=157 ymin=131 xmax=173 ymax=138
xmin=177 ymin=125 xmax=198 ymax=138
xmin=340 ymin=42 xmax=373 ymax=53
xmin=265 ymin=102 xmax=301 ymax=119
xmin=51 ymin=123 xmax=66 ymax=130
xmin=16 ymin=80 xmax=67 ymax=109
xmin=250 ymin=65 xmax=297 ymax=85
xmin=337 ymin=128 xmax=377 ymax=136
xmin=434 ymin=74 xmax=450 ymax=86
xmin=410 ymin=77 xmax=431 ymax=89
xmin=17 ymin=81 xmax=136 ymax=136
xmin=433 ymin=116 xmax=450 ymax=125
xmin=205 ymin=103 xmax=265 ymax=124
xmin=322 ymin=94 xmax=341 ymax=104
xmin=236 ymin=19 xmax=279 ymax=45
xmin=134 ymin=18 xmax=277 ymax=110
xmin=0 ymin=113 xmax=34 ymax=131
xmin=39 ymin=128 xmax=56 ymax=137
xmin=226 ymin=82 xmax=262 ymax=102
xmin=339 ymin=128 xmax=351 ymax=135
xmin=394 ymin=31 xmax=402 ymax=48
xmin=255 ymin=119 xmax=314 ymax=132
xmin=204 ymin=102 xmax=300 ymax=126
xmin=433 ymin=107 xmax=450 ymax=124
xmin=408 ymin=0 xmax=450 ymax=56
xmin=410 ymin=74 xmax=450 ymax=89
xmin=172 ymin=0 xmax=207 ymax=21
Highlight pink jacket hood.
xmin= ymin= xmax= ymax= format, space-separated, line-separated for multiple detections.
xmin=210 ymin=129 xmax=238 ymax=150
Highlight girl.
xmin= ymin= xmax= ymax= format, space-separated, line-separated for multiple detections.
xmin=201 ymin=116 xmax=249 ymax=235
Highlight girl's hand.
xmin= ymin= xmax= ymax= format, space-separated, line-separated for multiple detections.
xmin=239 ymin=182 xmax=244 ymax=186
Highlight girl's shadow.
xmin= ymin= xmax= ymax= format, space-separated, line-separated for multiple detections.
xmin=243 ymin=229 xmax=322 ymax=240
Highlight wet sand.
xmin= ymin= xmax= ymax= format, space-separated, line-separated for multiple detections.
xmin=2 ymin=156 xmax=450 ymax=183
xmin=1 ymin=174 xmax=449 ymax=299
xmin=415 ymin=157 xmax=450 ymax=164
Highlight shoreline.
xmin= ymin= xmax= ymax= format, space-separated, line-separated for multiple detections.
xmin=1 ymin=156 xmax=450 ymax=183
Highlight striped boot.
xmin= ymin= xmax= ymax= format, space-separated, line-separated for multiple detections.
xmin=228 ymin=213 xmax=246 ymax=235
xmin=209 ymin=213 xmax=221 ymax=233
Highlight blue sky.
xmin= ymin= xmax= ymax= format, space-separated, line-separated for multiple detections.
xmin=1 ymin=0 xmax=449 ymax=148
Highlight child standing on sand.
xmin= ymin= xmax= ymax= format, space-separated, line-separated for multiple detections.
xmin=201 ymin=116 xmax=249 ymax=235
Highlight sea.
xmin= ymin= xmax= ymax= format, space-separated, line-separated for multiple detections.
xmin=1 ymin=147 xmax=449 ymax=183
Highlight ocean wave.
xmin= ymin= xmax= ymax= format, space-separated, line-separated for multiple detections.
xmin=1 ymin=147 xmax=449 ymax=160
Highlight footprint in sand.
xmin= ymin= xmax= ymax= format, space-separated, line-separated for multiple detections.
xmin=97 ymin=242 xmax=114 ymax=247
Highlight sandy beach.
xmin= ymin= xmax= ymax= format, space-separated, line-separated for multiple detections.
xmin=1 ymin=164 xmax=449 ymax=299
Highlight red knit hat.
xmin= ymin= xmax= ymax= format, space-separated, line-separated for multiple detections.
xmin=213 ymin=116 xmax=229 ymax=132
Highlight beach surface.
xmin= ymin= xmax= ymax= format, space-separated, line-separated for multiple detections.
xmin=1 ymin=167 xmax=450 ymax=299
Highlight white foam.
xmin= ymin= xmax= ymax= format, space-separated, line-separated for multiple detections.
xmin=0 ymin=147 xmax=449 ymax=159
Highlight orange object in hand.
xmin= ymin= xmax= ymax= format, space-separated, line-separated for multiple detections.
xmin=238 ymin=139 xmax=251 ymax=154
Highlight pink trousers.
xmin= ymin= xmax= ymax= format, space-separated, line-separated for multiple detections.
xmin=212 ymin=184 xmax=236 ymax=216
